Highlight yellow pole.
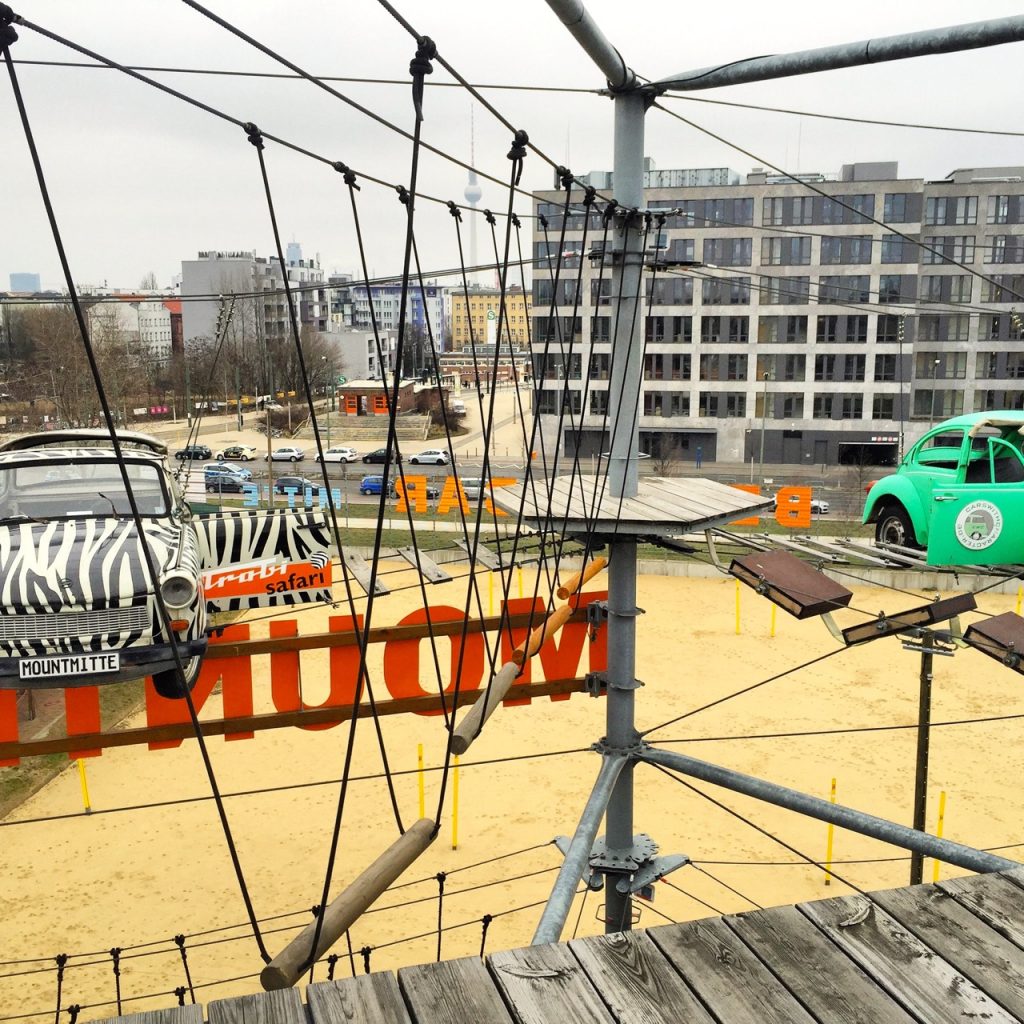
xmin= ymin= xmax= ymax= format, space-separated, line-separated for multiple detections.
xmin=770 ymin=604 xmax=777 ymax=639
xmin=824 ymin=777 xmax=836 ymax=885
xmin=735 ymin=580 xmax=741 ymax=635
xmin=417 ymin=743 xmax=425 ymax=819
xmin=489 ymin=572 xmax=494 ymax=617
xmin=518 ymin=566 xmax=524 ymax=600
xmin=77 ymin=758 xmax=92 ymax=815
xmin=452 ymin=755 xmax=460 ymax=850
xmin=932 ymin=790 xmax=947 ymax=883
xmin=1017 ymin=586 xmax=1022 ymax=615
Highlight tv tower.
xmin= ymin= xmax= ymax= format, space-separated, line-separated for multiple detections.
xmin=463 ymin=107 xmax=483 ymax=285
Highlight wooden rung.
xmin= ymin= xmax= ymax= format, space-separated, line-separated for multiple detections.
xmin=396 ymin=547 xmax=452 ymax=584
xmin=456 ymin=540 xmax=503 ymax=571
xmin=450 ymin=661 xmax=520 ymax=755
xmin=343 ymin=550 xmax=389 ymax=595
xmin=261 ymin=818 xmax=435 ymax=991
xmin=511 ymin=604 xmax=574 ymax=666
xmin=556 ymin=556 xmax=608 ymax=600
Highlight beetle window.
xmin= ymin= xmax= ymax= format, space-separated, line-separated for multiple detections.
xmin=915 ymin=429 xmax=965 ymax=469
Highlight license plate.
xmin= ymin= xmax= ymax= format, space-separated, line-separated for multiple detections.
xmin=19 ymin=652 xmax=120 ymax=680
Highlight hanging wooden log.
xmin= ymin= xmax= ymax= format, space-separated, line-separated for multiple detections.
xmin=450 ymin=661 xmax=521 ymax=755
xmin=511 ymin=604 xmax=574 ymax=667
xmin=556 ymin=556 xmax=608 ymax=600
xmin=260 ymin=818 xmax=435 ymax=990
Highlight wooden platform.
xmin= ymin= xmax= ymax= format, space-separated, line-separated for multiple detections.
xmin=491 ymin=474 xmax=772 ymax=535
xmin=104 ymin=867 xmax=1024 ymax=1023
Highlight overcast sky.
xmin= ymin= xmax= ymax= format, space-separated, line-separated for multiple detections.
xmin=2 ymin=0 xmax=1023 ymax=293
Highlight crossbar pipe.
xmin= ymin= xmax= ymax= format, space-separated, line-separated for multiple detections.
xmin=639 ymin=747 xmax=1018 ymax=875
xmin=532 ymin=753 xmax=627 ymax=945
xmin=652 ymin=16 xmax=1024 ymax=93
xmin=261 ymin=818 xmax=435 ymax=990
xmin=543 ymin=0 xmax=638 ymax=91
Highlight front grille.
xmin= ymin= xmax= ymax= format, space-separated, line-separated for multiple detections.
xmin=0 ymin=605 xmax=150 ymax=642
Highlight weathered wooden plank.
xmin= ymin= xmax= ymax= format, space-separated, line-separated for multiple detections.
xmin=396 ymin=547 xmax=452 ymax=583
xmin=456 ymin=540 xmax=503 ymax=571
xmin=646 ymin=917 xmax=817 ymax=1024
xmin=569 ymin=929 xmax=715 ymax=1024
xmin=343 ymin=550 xmax=389 ymax=595
xmin=939 ymin=871 xmax=1024 ymax=949
xmin=873 ymin=884 xmax=1024 ymax=1018
xmin=308 ymin=972 xmax=413 ymax=1024
xmin=105 ymin=1009 xmax=204 ymax=1024
xmin=488 ymin=942 xmax=614 ymax=1024
xmin=399 ymin=955 xmax=514 ymax=1024
xmin=726 ymin=903 xmax=917 ymax=1024
xmin=799 ymin=894 xmax=1019 ymax=1024
xmin=207 ymin=989 xmax=305 ymax=1024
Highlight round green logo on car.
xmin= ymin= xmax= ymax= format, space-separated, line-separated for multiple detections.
xmin=954 ymin=500 xmax=1003 ymax=550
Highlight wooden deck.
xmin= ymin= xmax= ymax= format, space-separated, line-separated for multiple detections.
xmin=104 ymin=867 xmax=1024 ymax=1023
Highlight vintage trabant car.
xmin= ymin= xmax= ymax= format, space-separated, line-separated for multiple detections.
xmin=862 ymin=411 xmax=1024 ymax=565
xmin=0 ymin=431 xmax=333 ymax=698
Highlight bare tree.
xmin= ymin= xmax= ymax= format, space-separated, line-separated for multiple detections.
xmin=139 ymin=271 xmax=159 ymax=290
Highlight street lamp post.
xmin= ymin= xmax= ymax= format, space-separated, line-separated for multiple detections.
xmin=929 ymin=357 xmax=941 ymax=428
xmin=758 ymin=371 xmax=770 ymax=483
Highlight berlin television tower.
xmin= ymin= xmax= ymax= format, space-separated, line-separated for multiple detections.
xmin=464 ymin=108 xmax=483 ymax=285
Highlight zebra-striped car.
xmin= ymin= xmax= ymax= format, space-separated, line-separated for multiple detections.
xmin=0 ymin=430 xmax=208 ymax=698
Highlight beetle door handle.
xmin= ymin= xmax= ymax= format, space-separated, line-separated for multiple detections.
xmin=933 ymin=494 xmax=959 ymax=502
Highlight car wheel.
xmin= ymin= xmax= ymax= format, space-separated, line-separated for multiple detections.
xmin=360 ymin=488 xmax=370 ymax=495
xmin=152 ymin=654 xmax=202 ymax=700
xmin=436 ymin=458 xmax=445 ymax=465
xmin=875 ymin=504 xmax=920 ymax=549
xmin=411 ymin=458 xmax=420 ymax=465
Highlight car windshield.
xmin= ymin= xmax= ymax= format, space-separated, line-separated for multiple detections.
xmin=0 ymin=459 xmax=170 ymax=519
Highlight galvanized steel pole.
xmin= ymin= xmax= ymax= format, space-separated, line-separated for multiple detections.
xmin=639 ymin=747 xmax=1018 ymax=874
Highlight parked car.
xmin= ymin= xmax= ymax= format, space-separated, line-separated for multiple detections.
xmin=862 ymin=411 xmax=1024 ymax=564
xmin=772 ymin=493 xmax=829 ymax=515
xmin=274 ymin=475 xmax=317 ymax=495
xmin=460 ymin=477 xmax=485 ymax=500
xmin=0 ymin=430 xmax=207 ymax=698
xmin=174 ymin=443 xmax=211 ymax=461
xmin=362 ymin=448 xmax=402 ymax=465
xmin=203 ymin=466 xmax=249 ymax=493
xmin=359 ymin=475 xmax=439 ymax=499
xmin=410 ymin=448 xmax=450 ymax=466
xmin=205 ymin=461 xmax=252 ymax=480
xmin=213 ymin=444 xmax=258 ymax=461
xmin=268 ymin=446 xmax=305 ymax=462
xmin=316 ymin=446 xmax=359 ymax=463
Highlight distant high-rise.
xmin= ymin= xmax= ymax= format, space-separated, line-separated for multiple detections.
xmin=9 ymin=272 xmax=40 ymax=292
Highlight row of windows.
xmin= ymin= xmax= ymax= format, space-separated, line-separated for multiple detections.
xmin=537 ymin=313 xmax=1023 ymax=346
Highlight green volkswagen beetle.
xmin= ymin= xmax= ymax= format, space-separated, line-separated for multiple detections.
xmin=863 ymin=411 xmax=1024 ymax=565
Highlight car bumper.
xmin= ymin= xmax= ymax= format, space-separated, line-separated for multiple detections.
xmin=0 ymin=638 xmax=209 ymax=689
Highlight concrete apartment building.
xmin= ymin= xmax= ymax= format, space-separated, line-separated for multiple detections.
xmin=531 ymin=160 xmax=1024 ymax=468
xmin=448 ymin=284 xmax=532 ymax=352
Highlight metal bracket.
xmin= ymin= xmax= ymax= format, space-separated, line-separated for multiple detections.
xmin=553 ymin=835 xmax=604 ymax=891
xmin=590 ymin=832 xmax=658 ymax=872
xmin=820 ymin=612 xmax=846 ymax=644
xmin=587 ymin=600 xmax=608 ymax=643
xmin=616 ymin=853 xmax=691 ymax=895
xmin=585 ymin=672 xmax=608 ymax=697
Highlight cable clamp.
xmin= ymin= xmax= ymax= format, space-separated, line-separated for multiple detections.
xmin=395 ymin=184 xmax=411 ymax=207
xmin=243 ymin=122 xmax=264 ymax=150
xmin=587 ymin=600 xmax=608 ymax=641
xmin=484 ymin=208 xmax=496 ymax=226
xmin=585 ymin=671 xmax=607 ymax=697
xmin=332 ymin=160 xmax=359 ymax=189
xmin=446 ymin=199 xmax=462 ymax=221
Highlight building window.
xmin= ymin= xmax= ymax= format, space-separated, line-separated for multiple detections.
xmin=913 ymin=389 xmax=965 ymax=419
xmin=644 ymin=353 xmax=690 ymax=380
xmin=820 ymin=235 xmax=873 ymax=265
xmin=757 ymin=353 xmax=806 ymax=381
xmin=925 ymin=196 xmax=978 ymax=226
xmin=917 ymin=314 xmax=970 ymax=342
xmin=761 ymin=237 xmax=811 ymax=266
xmin=699 ymin=353 xmax=747 ymax=381
xmin=757 ymin=315 xmax=808 ymax=344
xmin=883 ymin=193 xmax=920 ymax=222
xmin=985 ymin=235 xmax=1024 ymax=264
xmin=818 ymin=275 xmax=870 ymax=303
xmin=987 ymin=195 xmax=1024 ymax=225
xmin=922 ymin=235 xmax=975 ymax=265
xmin=873 ymin=394 xmax=896 ymax=419
xmin=700 ymin=316 xmax=749 ymax=344
xmin=916 ymin=352 xmax=967 ymax=380
xmin=645 ymin=315 xmax=692 ymax=343
xmin=698 ymin=392 xmax=746 ymax=417
xmin=981 ymin=274 xmax=1024 ymax=302
xmin=816 ymin=314 xmax=868 ymax=343
xmin=878 ymin=275 xmax=916 ymax=304
xmin=840 ymin=395 xmax=864 ymax=419
xmin=874 ymin=354 xmax=898 ymax=382
xmin=703 ymin=237 xmax=752 ymax=266
xmin=591 ymin=316 xmax=612 ymax=343
xmin=590 ymin=390 xmax=608 ymax=415
xmin=701 ymin=277 xmax=750 ymax=304
xmin=759 ymin=276 xmax=809 ymax=305
xmin=643 ymin=391 xmax=690 ymax=416
xmin=814 ymin=354 xmax=836 ymax=382
xmin=920 ymin=275 xmax=972 ymax=304
xmin=813 ymin=393 xmax=834 ymax=419
xmin=589 ymin=278 xmax=613 ymax=306
xmin=647 ymin=278 xmax=694 ymax=305
xmin=880 ymin=235 xmax=914 ymax=263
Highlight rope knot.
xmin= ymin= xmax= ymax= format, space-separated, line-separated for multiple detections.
xmin=242 ymin=122 xmax=264 ymax=150
xmin=360 ymin=945 xmax=373 ymax=974
xmin=326 ymin=953 xmax=340 ymax=980
xmin=0 ymin=2 xmax=17 ymax=44
xmin=602 ymin=200 xmax=617 ymax=226
xmin=484 ymin=209 xmax=496 ymax=226
xmin=557 ymin=165 xmax=575 ymax=191
xmin=409 ymin=37 xmax=436 ymax=120
xmin=583 ymin=186 xmax=597 ymax=208
xmin=511 ymin=213 xmax=521 ymax=229
xmin=109 ymin=947 xmax=121 ymax=976
xmin=67 ymin=1007 xmax=81 ymax=1024
xmin=174 ymin=987 xmax=187 ymax=1007
xmin=506 ymin=129 xmax=529 ymax=186
xmin=446 ymin=200 xmax=462 ymax=221
xmin=538 ymin=214 xmax=548 ymax=230
xmin=173 ymin=934 xmax=186 ymax=949
xmin=395 ymin=184 xmax=411 ymax=207
xmin=332 ymin=160 xmax=360 ymax=189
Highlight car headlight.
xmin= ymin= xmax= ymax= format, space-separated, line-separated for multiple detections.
xmin=160 ymin=571 xmax=198 ymax=609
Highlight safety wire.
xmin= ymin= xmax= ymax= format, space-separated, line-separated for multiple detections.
xmin=1 ymin=12 xmax=274 ymax=965
xmin=299 ymin=35 xmax=439 ymax=975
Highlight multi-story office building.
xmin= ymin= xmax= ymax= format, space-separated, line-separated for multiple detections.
xmin=448 ymin=284 xmax=532 ymax=352
xmin=531 ymin=160 xmax=1024 ymax=468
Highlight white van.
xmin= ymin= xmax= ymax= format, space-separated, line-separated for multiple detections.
xmin=450 ymin=399 xmax=466 ymax=415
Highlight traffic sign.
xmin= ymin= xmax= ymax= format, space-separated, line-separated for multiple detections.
xmin=336 ymin=375 xmax=347 ymax=385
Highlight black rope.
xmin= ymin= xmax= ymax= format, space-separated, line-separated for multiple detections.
xmin=174 ymin=987 xmax=187 ymax=1007
xmin=308 ymin=904 xmax=322 ymax=984
xmin=479 ymin=913 xmax=493 ymax=958
xmin=435 ymin=871 xmax=447 ymax=961
xmin=65 ymin=1008 xmax=79 ymax=1024
xmin=326 ymin=953 xmax=340 ymax=981
xmin=173 ymin=934 xmax=195 ymax=1004
xmin=360 ymin=945 xmax=373 ymax=974
xmin=2 ymin=24 xmax=274 ymax=966
xmin=52 ymin=953 xmax=67 ymax=1024
xmin=661 ymin=877 xmax=726 ymax=917
xmin=109 ymin=947 xmax=122 ymax=1014
xmin=571 ymin=889 xmax=589 ymax=940
xmin=345 ymin=930 xmax=357 ymax=978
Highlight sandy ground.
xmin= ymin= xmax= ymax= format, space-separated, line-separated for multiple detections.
xmin=2 ymin=567 xmax=1024 ymax=1017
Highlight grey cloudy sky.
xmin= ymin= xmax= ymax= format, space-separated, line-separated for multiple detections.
xmin=2 ymin=0 xmax=1023 ymax=292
